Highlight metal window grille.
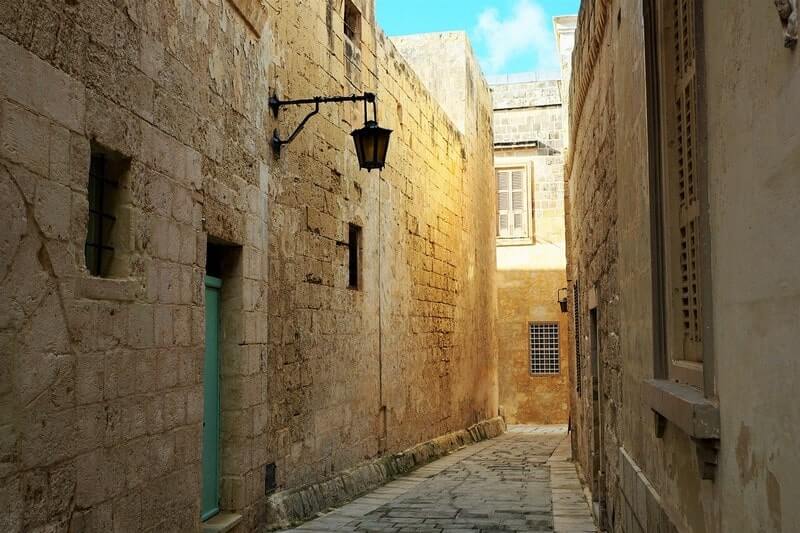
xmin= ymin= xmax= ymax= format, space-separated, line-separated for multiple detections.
xmin=530 ymin=322 xmax=560 ymax=375
xmin=572 ymin=283 xmax=582 ymax=393
xmin=84 ymin=153 xmax=117 ymax=277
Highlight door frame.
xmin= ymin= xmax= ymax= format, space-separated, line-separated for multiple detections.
xmin=588 ymin=287 xmax=606 ymax=528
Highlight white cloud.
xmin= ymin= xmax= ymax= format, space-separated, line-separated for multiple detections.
xmin=474 ymin=0 xmax=560 ymax=77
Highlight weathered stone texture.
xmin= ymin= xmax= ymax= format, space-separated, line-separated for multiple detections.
xmin=568 ymin=2 xmax=800 ymax=533
xmin=0 ymin=0 xmax=497 ymax=531
xmin=493 ymin=80 xmax=562 ymax=109
xmin=391 ymin=32 xmax=486 ymax=137
xmin=492 ymin=81 xmax=564 ymax=154
xmin=266 ymin=417 xmax=506 ymax=528
xmin=565 ymin=8 xmax=621 ymax=524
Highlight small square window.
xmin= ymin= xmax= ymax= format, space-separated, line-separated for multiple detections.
xmin=530 ymin=322 xmax=560 ymax=375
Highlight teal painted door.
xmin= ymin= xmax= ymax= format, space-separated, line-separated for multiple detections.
xmin=201 ymin=276 xmax=222 ymax=521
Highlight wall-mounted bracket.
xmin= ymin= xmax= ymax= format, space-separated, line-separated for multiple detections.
xmin=644 ymin=379 xmax=720 ymax=481
xmin=269 ymin=92 xmax=377 ymax=153
xmin=692 ymin=437 xmax=720 ymax=481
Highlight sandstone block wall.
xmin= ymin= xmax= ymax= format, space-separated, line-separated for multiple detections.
xmin=0 ymin=0 xmax=497 ymax=531
xmin=492 ymin=80 xmax=564 ymax=155
xmin=391 ymin=32 xmax=484 ymax=137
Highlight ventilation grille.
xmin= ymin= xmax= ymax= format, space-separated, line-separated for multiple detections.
xmin=530 ymin=323 xmax=560 ymax=375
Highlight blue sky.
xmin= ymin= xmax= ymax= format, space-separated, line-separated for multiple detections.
xmin=376 ymin=0 xmax=579 ymax=77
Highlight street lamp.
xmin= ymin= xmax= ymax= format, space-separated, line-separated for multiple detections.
xmin=269 ymin=91 xmax=392 ymax=171
xmin=557 ymin=287 xmax=569 ymax=313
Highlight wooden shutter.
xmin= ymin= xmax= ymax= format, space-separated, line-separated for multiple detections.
xmin=497 ymin=170 xmax=510 ymax=237
xmin=510 ymin=169 xmax=528 ymax=238
xmin=666 ymin=0 xmax=702 ymax=363
xmin=496 ymin=168 xmax=528 ymax=239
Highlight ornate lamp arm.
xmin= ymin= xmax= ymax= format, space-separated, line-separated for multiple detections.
xmin=270 ymin=92 xmax=377 ymax=152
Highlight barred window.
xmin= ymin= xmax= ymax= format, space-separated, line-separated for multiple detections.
xmin=84 ymin=148 xmax=131 ymax=278
xmin=85 ymin=153 xmax=118 ymax=277
xmin=530 ymin=322 xmax=560 ymax=375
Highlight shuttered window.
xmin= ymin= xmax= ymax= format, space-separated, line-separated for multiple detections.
xmin=663 ymin=0 xmax=703 ymax=364
xmin=497 ymin=168 xmax=529 ymax=239
xmin=644 ymin=0 xmax=708 ymax=384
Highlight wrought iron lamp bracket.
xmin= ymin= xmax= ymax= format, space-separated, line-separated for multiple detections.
xmin=269 ymin=92 xmax=377 ymax=152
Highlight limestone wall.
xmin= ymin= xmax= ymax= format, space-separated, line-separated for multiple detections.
xmin=493 ymin=80 xmax=562 ymax=109
xmin=705 ymin=3 xmax=800 ymax=532
xmin=567 ymin=1 xmax=800 ymax=532
xmin=391 ymin=32 xmax=487 ymax=138
xmin=565 ymin=4 xmax=621 ymax=516
xmin=492 ymin=80 xmax=563 ymax=155
xmin=0 ymin=0 xmax=497 ymax=531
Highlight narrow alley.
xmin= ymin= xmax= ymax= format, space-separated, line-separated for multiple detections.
xmin=284 ymin=427 xmax=596 ymax=533
xmin=2 ymin=0 xmax=799 ymax=532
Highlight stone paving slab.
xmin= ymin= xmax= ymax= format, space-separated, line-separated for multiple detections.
xmin=283 ymin=426 xmax=596 ymax=533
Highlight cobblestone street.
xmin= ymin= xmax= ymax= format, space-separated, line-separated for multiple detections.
xmin=284 ymin=426 xmax=597 ymax=532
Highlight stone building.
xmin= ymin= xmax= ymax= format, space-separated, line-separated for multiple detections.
xmin=566 ymin=1 xmax=800 ymax=532
xmin=482 ymin=17 xmax=576 ymax=426
xmin=489 ymin=76 xmax=569 ymax=425
xmin=0 ymin=1 xmax=500 ymax=531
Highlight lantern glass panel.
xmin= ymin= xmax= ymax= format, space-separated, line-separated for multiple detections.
xmin=351 ymin=122 xmax=392 ymax=170
xmin=375 ymin=130 xmax=390 ymax=162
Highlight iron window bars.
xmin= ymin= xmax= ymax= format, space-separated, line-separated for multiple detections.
xmin=85 ymin=153 xmax=117 ymax=277
xmin=530 ymin=322 xmax=561 ymax=375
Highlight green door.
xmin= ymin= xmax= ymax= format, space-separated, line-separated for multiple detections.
xmin=201 ymin=276 xmax=222 ymax=521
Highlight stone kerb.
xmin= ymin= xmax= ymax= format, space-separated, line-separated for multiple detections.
xmin=263 ymin=417 xmax=506 ymax=529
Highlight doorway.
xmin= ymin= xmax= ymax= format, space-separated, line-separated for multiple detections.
xmin=201 ymin=275 xmax=222 ymax=520
xmin=589 ymin=304 xmax=606 ymax=527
